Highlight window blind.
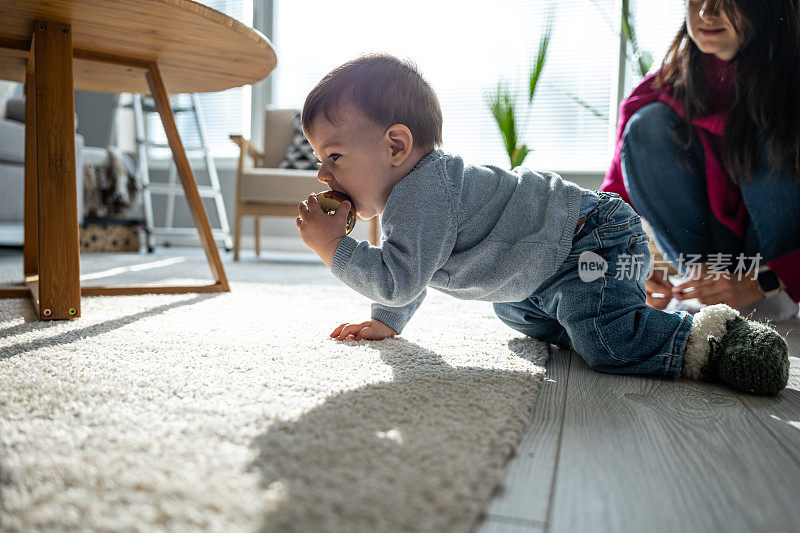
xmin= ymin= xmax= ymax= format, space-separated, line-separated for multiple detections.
xmin=271 ymin=0 xmax=621 ymax=171
xmin=624 ymin=0 xmax=686 ymax=93
xmin=146 ymin=0 xmax=253 ymax=158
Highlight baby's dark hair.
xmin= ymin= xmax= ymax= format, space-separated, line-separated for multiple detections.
xmin=302 ymin=53 xmax=443 ymax=151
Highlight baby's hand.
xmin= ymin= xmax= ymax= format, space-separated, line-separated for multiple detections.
xmin=330 ymin=319 xmax=398 ymax=341
xmin=296 ymin=194 xmax=349 ymax=267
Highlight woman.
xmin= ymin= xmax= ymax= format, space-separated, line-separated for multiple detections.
xmin=601 ymin=0 xmax=800 ymax=320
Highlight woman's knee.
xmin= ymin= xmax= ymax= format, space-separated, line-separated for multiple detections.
xmin=623 ymin=103 xmax=680 ymax=156
xmin=621 ymin=102 xmax=702 ymax=208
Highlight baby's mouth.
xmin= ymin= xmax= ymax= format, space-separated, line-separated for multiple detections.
xmin=328 ymin=188 xmax=357 ymax=212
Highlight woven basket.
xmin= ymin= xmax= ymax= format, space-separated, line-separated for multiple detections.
xmin=80 ymin=219 xmax=142 ymax=253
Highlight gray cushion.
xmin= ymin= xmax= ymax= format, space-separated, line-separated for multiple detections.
xmin=278 ymin=114 xmax=319 ymax=170
xmin=0 ymin=160 xmax=24 ymax=221
xmin=4 ymin=97 xmax=78 ymax=129
xmin=0 ymin=134 xmax=84 ymax=223
xmin=0 ymin=82 xmax=21 ymax=121
xmin=0 ymin=118 xmax=24 ymax=164
xmin=263 ymin=108 xmax=299 ymax=168
xmin=239 ymin=168 xmax=321 ymax=204
xmin=5 ymin=98 xmax=24 ymax=123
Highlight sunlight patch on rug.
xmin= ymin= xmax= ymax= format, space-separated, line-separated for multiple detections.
xmin=0 ymin=269 xmax=548 ymax=532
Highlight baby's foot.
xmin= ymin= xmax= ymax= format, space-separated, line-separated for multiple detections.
xmin=681 ymin=304 xmax=789 ymax=395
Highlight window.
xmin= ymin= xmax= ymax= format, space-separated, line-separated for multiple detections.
xmin=272 ymin=0 xmax=620 ymax=171
xmin=624 ymin=1 xmax=686 ymax=94
xmin=146 ymin=0 xmax=253 ymax=158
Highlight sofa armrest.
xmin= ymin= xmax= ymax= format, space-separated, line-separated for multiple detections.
xmin=75 ymin=134 xmax=84 ymax=225
xmin=4 ymin=97 xmax=25 ymax=123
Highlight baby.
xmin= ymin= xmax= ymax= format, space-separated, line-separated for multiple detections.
xmin=296 ymin=53 xmax=789 ymax=395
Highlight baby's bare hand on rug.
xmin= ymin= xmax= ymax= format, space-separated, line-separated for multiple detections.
xmin=330 ymin=320 xmax=397 ymax=341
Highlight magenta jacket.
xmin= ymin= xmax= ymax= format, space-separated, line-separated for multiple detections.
xmin=600 ymin=59 xmax=800 ymax=302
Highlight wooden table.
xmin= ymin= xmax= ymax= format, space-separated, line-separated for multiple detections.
xmin=0 ymin=0 xmax=276 ymax=319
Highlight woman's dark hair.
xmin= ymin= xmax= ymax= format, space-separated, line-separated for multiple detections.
xmin=657 ymin=0 xmax=800 ymax=182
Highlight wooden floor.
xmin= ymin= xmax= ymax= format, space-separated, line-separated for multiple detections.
xmin=2 ymin=247 xmax=798 ymax=532
xmin=478 ymin=317 xmax=800 ymax=533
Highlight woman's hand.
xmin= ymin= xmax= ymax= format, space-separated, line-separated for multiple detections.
xmin=646 ymin=268 xmax=674 ymax=310
xmin=330 ymin=319 xmax=398 ymax=341
xmin=672 ymin=264 xmax=765 ymax=309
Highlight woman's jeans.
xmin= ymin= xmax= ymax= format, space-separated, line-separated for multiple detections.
xmin=494 ymin=192 xmax=693 ymax=376
xmin=620 ymin=102 xmax=800 ymax=274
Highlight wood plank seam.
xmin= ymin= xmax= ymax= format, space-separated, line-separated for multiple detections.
xmin=543 ymin=349 xmax=573 ymax=533
xmin=484 ymin=513 xmax=547 ymax=528
xmin=474 ymin=368 xmax=554 ymax=530
xmin=481 ymin=343 xmax=571 ymax=524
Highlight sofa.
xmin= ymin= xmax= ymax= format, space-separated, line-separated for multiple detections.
xmin=0 ymin=82 xmax=84 ymax=245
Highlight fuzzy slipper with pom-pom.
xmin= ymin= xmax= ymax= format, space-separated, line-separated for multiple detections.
xmin=681 ymin=304 xmax=789 ymax=395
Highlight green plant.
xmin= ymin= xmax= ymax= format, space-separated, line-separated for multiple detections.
xmin=621 ymin=0 xmax=653 ymax=79
xmin=570 ymin=0 xmax=653 ymax=121
xmin=486 ymin=15 xmax=553 ymax=169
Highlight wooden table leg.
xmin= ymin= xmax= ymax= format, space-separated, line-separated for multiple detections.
xmin=1 ymin=45 xmax=231 ymax=305
xmin=23 ymin=39 xmax=37 ymax=278
xmin=33 ymin=21 xmax=81 ymax=319
xmin=145 ymin=62 xmax=230 ymax=291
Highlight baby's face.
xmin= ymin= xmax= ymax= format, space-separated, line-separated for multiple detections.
xmin=306 ymin=104 xmax=397 ymax=220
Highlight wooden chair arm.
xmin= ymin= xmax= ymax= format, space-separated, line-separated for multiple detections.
xmin=229 ymin=134 xmax=264 ymax=166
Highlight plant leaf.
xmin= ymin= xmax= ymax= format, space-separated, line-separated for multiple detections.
xmin=621 ymin=0 xmax=634 ymax=43
xmin=510 ymin=145 xmax=530 ymax=168
xmin=567 ymin=92 xmax=607 ymax=121
xmin=638 ymin=50 xmax=653 ymax=78
xmin=486 ymin=84 xmax=518 ymax=162
xmin=529 ymin=13 xmax=554 ymax=103
xmin=621 ymin=0 xmax=652 ymax=79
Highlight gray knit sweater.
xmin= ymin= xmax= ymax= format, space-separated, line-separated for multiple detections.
xmin=330 ymin=149 xmax=585 ymax=333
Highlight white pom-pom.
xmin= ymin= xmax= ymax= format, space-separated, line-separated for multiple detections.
xmin=682 ymin=304 xmax=740 ymax=379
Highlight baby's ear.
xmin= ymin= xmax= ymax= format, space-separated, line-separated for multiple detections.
xmin=384 ymin=124 xmax=414 ymax=166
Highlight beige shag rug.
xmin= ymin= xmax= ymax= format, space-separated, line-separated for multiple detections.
xmin=0 ymin=255 xmax=549 ymax=532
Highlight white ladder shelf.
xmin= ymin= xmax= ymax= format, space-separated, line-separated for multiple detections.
xmin=131 ymin=93 xmax=232 ymax=253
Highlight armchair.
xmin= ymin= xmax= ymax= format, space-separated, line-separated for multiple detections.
xmin=229 ymin=107 xmax=380 ymax=261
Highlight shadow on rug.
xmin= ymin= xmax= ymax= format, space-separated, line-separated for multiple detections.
xmin=250 ymin=336 xmax=545 ymax=532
